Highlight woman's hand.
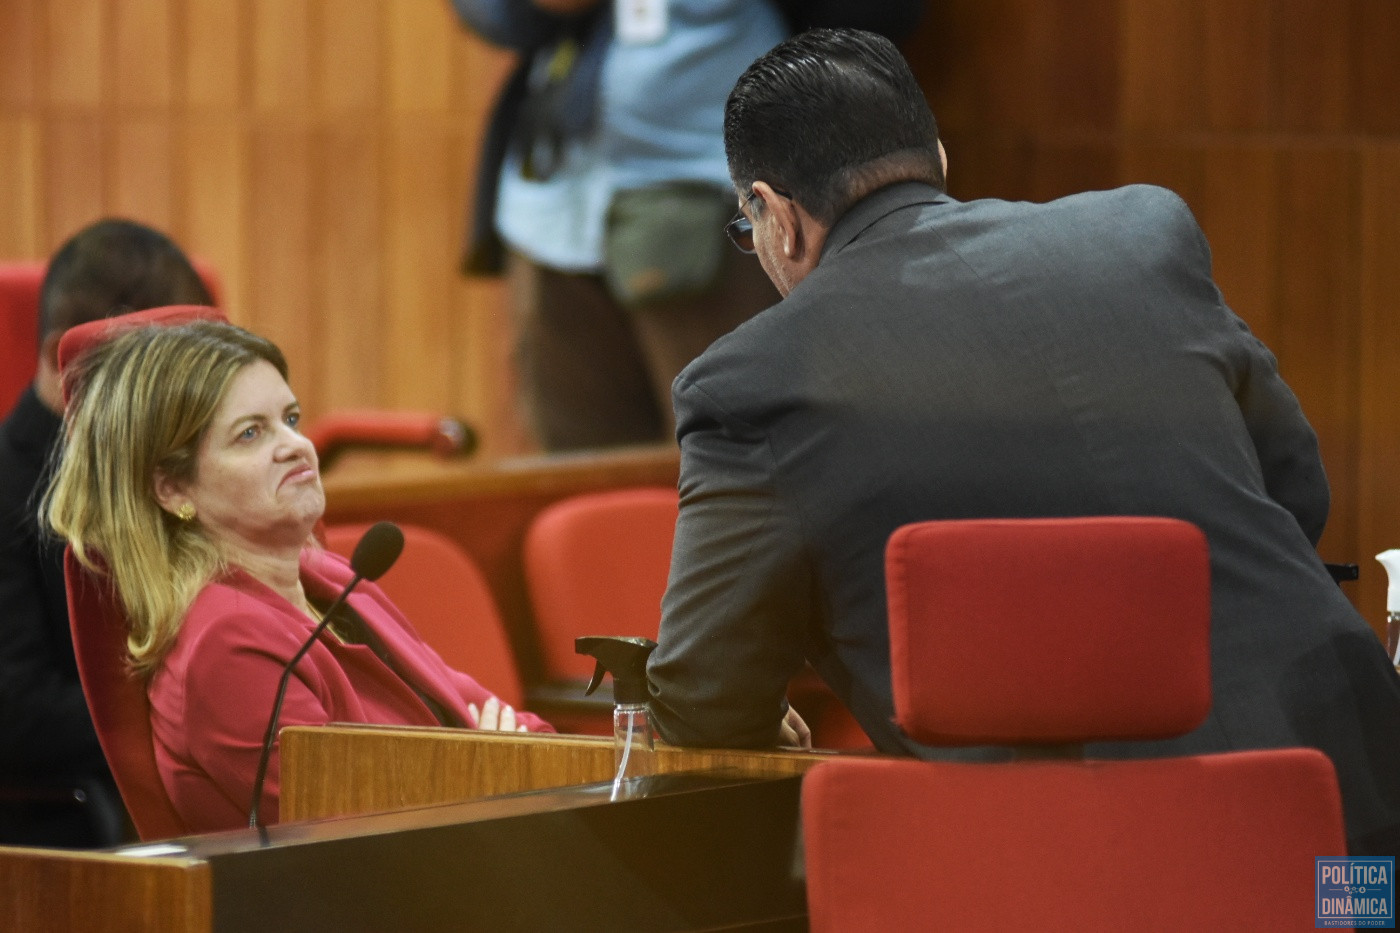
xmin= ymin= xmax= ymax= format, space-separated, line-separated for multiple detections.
xmin=469 ymin=695 xmax=530 ymax=732
xmin=778 ymin=706 xmax=812 ymax=749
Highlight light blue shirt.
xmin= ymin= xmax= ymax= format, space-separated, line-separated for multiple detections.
xmin=487 ymin=1 xmax=788 ymax=272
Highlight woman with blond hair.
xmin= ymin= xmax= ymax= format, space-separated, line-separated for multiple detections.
xmin=47 ymin=307 xmax=549 ymax=833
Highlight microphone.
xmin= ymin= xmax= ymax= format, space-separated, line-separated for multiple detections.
xmin=247 ymin=521 xmax=405 ymax=829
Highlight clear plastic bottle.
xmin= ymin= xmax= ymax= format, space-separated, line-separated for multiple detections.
xmin=576 ymin=635 xmax=660 ymax=801
xmin=610 ymin=702 xmax=656 ymax=801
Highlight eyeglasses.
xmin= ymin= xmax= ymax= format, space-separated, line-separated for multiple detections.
xmin=724 ymin=187 xmax=791 ymax=254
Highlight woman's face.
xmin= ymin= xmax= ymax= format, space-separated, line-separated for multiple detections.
xmin=162 ymin=359 xmax=325 ymax=558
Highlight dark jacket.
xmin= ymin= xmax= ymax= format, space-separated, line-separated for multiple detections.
xmin=648 ymin=181 xmax=1400 ymax=855
xmin=0 ymin=385 xmax=107 ymax=780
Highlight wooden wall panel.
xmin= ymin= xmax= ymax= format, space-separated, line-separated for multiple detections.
xmin=177 ymin=117 xmax=246 ymax=312
xmin=1358 ymin=146 xmax=1400 ymax=619
xmin=920 ymin=0 xmax=1038 ymax=139
xmin=0 ymin=119 xmax=42 ymax=257
xmin=113 ymin=120 xmax=174 ymax=228
xmin=0 ymin=0 xmax=40 ymax=110
xmin=1 ymin=0 xmax=1397 ymax=625
xmin=1029 ymin=141 xmax=1118 ymax=203
xmin=180 ymin=0 xmax=244 ymax=110
xmin=387 ymin=0 xmax=456 ymax=114
xmin=1037 ymin=0 xmax=1119 ymax=134
xmin=315 ymin=128 xmax=385 ymax=409
xmin=1273 ymin=149 xmax=1362 ymax=565
xmin=1271 ymin=1 xmax=1353 ymax=133
xmin=44 ymin=0 xmax=105 ymax=108
xmin=1119 ymin=0 xmax=1201 ymax=133
xmin=247 ymin=125 xmax=316 ymax=400
xmin=383 ymin=124 xmax=466 ymax=411
xmin=42 ymin=117 xmax=106 ymax=246
xmin=250 ymin=0 xmax=311 ymax=113
xmin=1203 ymin=4 xmax=1272 ymax=132
xmin=1355 ymin=0 xmax=1400 ymax=135
xmin=112 ymin=0 xmax=174 ymax=108
xmin=314 ymin=0 xmax=381 ymax=114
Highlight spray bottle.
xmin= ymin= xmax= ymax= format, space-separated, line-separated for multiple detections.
xmin=576 ymin=636 xmax=659 ymax=800
xmin=1376 ymin=551 xmax=1400 ymax=671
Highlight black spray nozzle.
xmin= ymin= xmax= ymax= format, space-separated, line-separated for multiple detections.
xmin=576 ymin=636 xmax=658 ymax=705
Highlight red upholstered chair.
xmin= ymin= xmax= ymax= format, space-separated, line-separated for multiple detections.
xmin=65 ymin=550 xmax=191 ymax=841
xmin=524 ymin=486 xmax=679 ymax=684
xmin=520 ymin=487 xmax=678 ymax=733
xmin=801 ymin=517 xmax=1349 ymax=932
xmin=322 ymin=522 xmax=525 ymax=709
xmin=0 ymin=261 xmax=45 ymax=415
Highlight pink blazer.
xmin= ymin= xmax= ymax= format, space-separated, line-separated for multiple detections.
xmin=148 ymin=547 xmax=550 ymax=833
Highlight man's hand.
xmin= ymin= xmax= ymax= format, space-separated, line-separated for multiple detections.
xmin=778 ymin=706 xmax=813 ymax=749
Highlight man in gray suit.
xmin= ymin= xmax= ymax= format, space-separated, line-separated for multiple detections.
xmin=646 ymin=28 xmax=1400 ymax=855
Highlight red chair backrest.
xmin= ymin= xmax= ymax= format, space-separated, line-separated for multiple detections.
xmin=65 ymin=550 xmax=191 ymax=841
xmin=0 ymin=261 xmax=45 ymax=415
xmin=522 ymin=487 xmax=679 ymax=682
xmin=886 ymin=516 xmax=1213 ymax=745
xmin=322 ymin=523 xmax=525 ymax=709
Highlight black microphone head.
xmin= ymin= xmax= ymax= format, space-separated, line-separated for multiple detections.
xmin=351 ymin=521 xmax=404 ymax=581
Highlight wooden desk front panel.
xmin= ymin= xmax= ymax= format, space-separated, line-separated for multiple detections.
xmin=0 ymin=849 xmax=210 ymax=933
xmin=281 ymin=725 xmax=842 ymax=821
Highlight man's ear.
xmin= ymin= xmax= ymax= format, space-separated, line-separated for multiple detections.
xmin=751 ymin=180 xmax=807 ymax=260
xmin=152 ymin=469 xmax=187 ymax=517
xmin=39 ymin=331 xmax=62 ymax=369
xmin=33 ymin=332 xmax=68 ymax=413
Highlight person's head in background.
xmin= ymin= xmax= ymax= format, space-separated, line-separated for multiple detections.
xmin=722 ymin=28 xmax=947 ymax=296
xmin=35 ymin=219 xmax=213 ymax=413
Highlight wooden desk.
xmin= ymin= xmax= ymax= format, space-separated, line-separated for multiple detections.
xmin=281 ymin=723 xmax=842 ymax=821
xmin=2 ymin=732 xmax=822 ymax=932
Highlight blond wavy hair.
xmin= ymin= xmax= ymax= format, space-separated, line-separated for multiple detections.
xmin=45 ymin=320 xmax=289 ymax=676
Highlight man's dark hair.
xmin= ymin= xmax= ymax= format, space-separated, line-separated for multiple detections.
xmin=39 ymin=219 xmax=213 ymax=340
xmin=724 ymin=28 xmax=943 ymax=225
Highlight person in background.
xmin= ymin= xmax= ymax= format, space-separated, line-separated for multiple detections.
xmin=0 ymin=219 xmax=212 ymax=847
xmin=45 ymin=310 xmax=551 ymax=834
xmin=646 ymin=28 xmax=1400 ymax=856
xmin=450 ymin=0 xmax=920 ymax=450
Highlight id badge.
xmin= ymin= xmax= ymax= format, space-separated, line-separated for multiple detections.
xmin=616 ymin=0 xmax=667 ymax=44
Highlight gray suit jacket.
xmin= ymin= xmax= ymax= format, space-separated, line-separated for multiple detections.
xmin=648 ymin=181 xmax=1400 ymax=852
